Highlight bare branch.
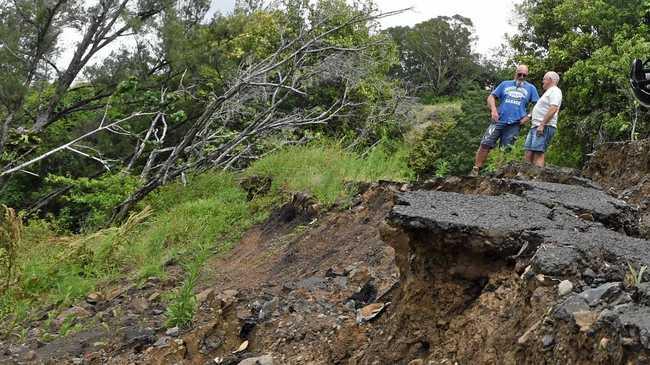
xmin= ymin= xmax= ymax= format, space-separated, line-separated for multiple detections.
xmin=1 ymin=112 xmax=156 ymax=177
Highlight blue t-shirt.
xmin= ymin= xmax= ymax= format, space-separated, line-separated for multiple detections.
xmin=491 ymin=80 xmax=540 ymax=124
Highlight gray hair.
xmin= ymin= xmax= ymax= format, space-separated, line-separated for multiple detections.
xmin=544 ymin=71 xmax=560 ymax=83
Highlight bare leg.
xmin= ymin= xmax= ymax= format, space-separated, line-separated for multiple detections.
xmin=525 ymin=150 xmax=534 ymax=164
xmin=474 ymin=145 xmax=491 ymax=168
xmin=532 ymin=152 xmax=545 ymax=167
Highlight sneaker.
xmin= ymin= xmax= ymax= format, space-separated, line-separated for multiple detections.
xmin=469 ymin=166 xmax=480 ymax=177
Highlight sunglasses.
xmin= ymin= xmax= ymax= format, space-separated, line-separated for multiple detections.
xmin=517 ymin=73 xmax=528 ymax=77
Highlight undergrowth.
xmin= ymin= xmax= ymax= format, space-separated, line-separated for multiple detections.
xmin=246 ymin=140 xmax=413 ymax=206
xmin=0 ymin=139 xmax=413 ymax=333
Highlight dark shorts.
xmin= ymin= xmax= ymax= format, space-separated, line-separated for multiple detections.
xmin=480 ymin=121 xmax=520 ymax=149
xmin=524 ymin=126 xmax=556 ymax=152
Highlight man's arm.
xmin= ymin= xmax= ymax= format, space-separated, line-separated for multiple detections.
xmin=536 ymin=105 xmax=559 ymax=135
xmin=487 ymin=94 xmax=499 ymax=121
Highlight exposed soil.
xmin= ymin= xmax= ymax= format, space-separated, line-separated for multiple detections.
xmin=583 ymin=139 xmax=650 ymax=238
xmin=4 ymin=142 xmax=650 ymax=364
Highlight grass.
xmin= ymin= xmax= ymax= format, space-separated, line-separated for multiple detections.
xmin=245 ymin=140 xmax=414 ymax=206
xmin=0 ymin=139 xmax=414 ymax=333
xmin=625 ymin=262 xmax=647 ymax=287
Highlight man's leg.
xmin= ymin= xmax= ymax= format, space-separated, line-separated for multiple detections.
xmin=531 ymin=126 xmax=555 ymax=168
xmin=523 ymin=128 xmax=534 ymax=164
xmin=474 ymin=145 xmax=491 ymax=169
xmin=471 ymin=122 xmax=501 ymax=176
xmin=532 ymin=152 xmax=545 ymax=167
xmin=525 ymin=150 xmax=534 ymax=163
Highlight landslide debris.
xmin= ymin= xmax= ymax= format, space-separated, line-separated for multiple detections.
xmin=4 ymin=161 xmax=650 ymax=365
xmin=584 ymin=139 xmax=650 ymax=238
xmin=376 ymin=175 xmax=650 ymax=364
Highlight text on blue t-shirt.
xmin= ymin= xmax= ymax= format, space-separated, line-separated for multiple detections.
xmin=491 ymin=80 xmax=540 ymax=124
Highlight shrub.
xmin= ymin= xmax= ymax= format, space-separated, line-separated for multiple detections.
xmin=46 ymin=173 xmax=140 ymax=232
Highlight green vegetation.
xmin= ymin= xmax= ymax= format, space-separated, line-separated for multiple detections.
xmin=625 ymin=262 xmax=648 ymax=287
xmin=512 ymin=0 xmax=650 ymax=153
xmin=0 ymin=140 xmax=413 ymax=333
xmin=246 ymin=141 xmax=413 ymax=206
xmin=1 ymin=0 xmax=649 ymax=339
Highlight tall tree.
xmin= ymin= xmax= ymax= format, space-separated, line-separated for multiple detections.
xmin=0 ymin=0 xmax=165 ymax=160
xmin=386 ymin=15 xmax=478 ymax=97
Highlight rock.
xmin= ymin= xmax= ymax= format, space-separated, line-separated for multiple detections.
xmin=348 ymin=266 xmax=371 ymax=289
xmin=349 ymin=282 xmax=378 ymax=305
xmin=63 ymin=305 xmax=92 ymax=318
xmin=218 ymin=290 xmax=239 ymax=308
xmin=356 ymin=303 xmax=385 ymax=323
xmin=165 ymin=327 xmax=179 ymax=337
xmin=578 ymin=282 xmax=622 ymax=306
xmin=27 ymin=328 xmax=41 ymax=338
xmin=542 ymin=335 xmax=554 ymax=348
xmin=238 ymin=355 xmax=274 ymax=365
xmin=325 ymin=267 xmax=347 ymax=277
xmin=196 ymin=288 xmax=215 ymax=304
xmin=520 ymin=265 xmax=534 ymax=280
xmin=240 ymin=320 xmax=257 ymax=339
xmin=24 ymin=350 xmax=36 ymax=361
xmin=635 ymin=282 xmax=650 ymax=305
xmin=132 ymin=296 xmax=150 ymax=313
xmin=72 ymin=358 xmax=83 ymax=365
xmin=573 ymin=310 xmax=599 ymax=332
xmin=296 ymin=276 xmax=327 ymax=291
xmin=86 ymin=292 xmax=103 ymax=305
xmin=407 ymin=360 xmax=424 ymax=365
xmin=536 ymin=274 xmax=554 ymax=287
xmin=148 ymin=292 xmax=161 ymax=302
xmin=333 ymin=276 xmax=348 ymax=289
xmin=233 ymin=340 xmax=248 ymax=354
xmin=558 ymin=280 xmax=573 ymax=296
xmin=259 ymin=297 xmax=279 ymax=321
xmin=582 ymin=268 xmax=596 ymax=283
xmin=55 ymin=305 xmax=91 ymax=328
xmin=154 ymin=336 xmax=171 ymax=348
xmin=106 ymin=284 xmax=134 ymax=301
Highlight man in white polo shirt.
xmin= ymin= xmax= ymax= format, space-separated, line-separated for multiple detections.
xmin=524 ymin=71 xmax=562 ymax=167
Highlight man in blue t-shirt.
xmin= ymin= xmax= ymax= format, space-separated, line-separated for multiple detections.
xmin=469 ymin=64 xmax=540 ymax=176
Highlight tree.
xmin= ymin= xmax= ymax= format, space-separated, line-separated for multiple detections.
xmin=386 ymin=15 xmax=478 ymax=97
xmin=0 ymin=0 xmax=165 ymax=161
xmin=510 ymin=0 xmax=650 ymax=154
xmin=0 ymin=0 xmax=407 ymax=226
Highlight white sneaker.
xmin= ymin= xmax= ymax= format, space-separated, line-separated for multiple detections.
xmin=469 ymin=166 xmax=480 ymax=177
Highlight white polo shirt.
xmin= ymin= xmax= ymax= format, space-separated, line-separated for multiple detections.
xmin=532 ymin=85 xmax=562 ymax=128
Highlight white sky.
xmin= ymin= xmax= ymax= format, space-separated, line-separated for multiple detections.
xmin=59 ymin=0 xmax=520 ymax=69
xmin=373 ymin=0 xmax=521 ymax=56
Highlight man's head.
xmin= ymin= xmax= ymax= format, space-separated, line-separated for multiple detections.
xmin=514 ymin=65 xmax=529 ymax=86
xmin=542 ymin=71 xmax=560 ymax=90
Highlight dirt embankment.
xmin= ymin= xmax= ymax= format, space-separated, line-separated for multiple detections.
xmin=583 ymin=139 xmax=650 ymax=238
xmin=5 ymin=142 xmax=650 ymax=364
xmin=379 ymin=176 xmax=650 ymax=364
